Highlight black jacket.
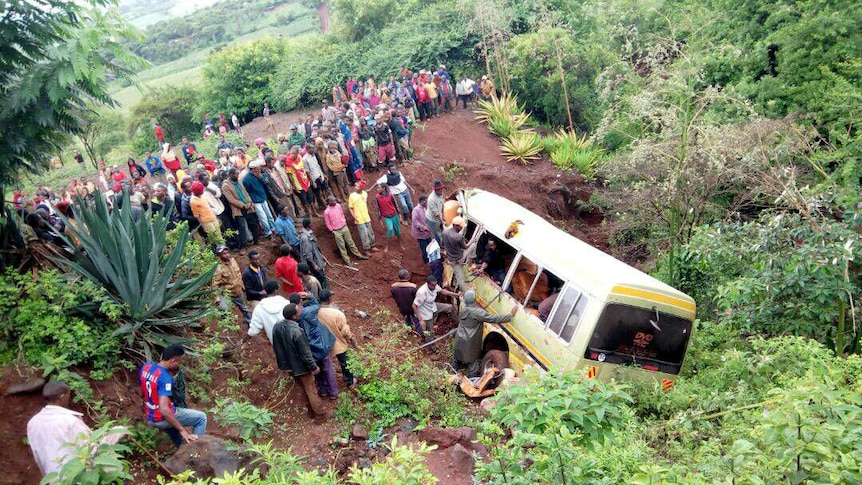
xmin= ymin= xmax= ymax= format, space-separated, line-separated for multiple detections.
xmin=242 ymin=265 xmax=268 ymax=301
xmin=272 ymin=320 xmax=318 ymax=376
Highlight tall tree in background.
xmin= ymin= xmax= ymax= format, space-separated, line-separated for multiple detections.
xmin=0 ymin=0 xmax=143 ymax=187
xmin=0 ymin=0 xmax=143 ymax=269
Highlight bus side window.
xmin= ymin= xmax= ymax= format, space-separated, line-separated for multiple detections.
xmin=559 ymin=294 xmax=588 ymax=343
xmin=547 ymin=286 xmax=581 ymax=335
xmin=546 ymin=284 xmax=589 ymax=342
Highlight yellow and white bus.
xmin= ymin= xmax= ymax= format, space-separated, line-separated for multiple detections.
xmin=446 ymin=188 xmax=696 ymax=390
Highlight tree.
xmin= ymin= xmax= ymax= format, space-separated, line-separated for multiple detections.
xmin=200 ymin=37 xmax=287 ymax=118
xmin=77 ymin=110 xmax=127 ymax=169
xmin=0 ymin=1 xmax=144 ymax=187
xmin=127 ymin=85 xmax=202 ymax=152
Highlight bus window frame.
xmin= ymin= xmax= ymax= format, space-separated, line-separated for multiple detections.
xmin=544 ymin=282 xmax=590 ymax=347
xmin=521 ymin=261 xmax=544 ymax=307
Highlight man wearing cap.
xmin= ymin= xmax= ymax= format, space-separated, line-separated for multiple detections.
xmin=425 ymin=180 xmax=446 ymax=244
xmin=348 ymin=181 xmax=377 ymax=252
xmin=242 ymin=161 xmax=276 ymax=238
xmin=456 ymin=75 xmax=475 ymax=109
xmin=287 ymin=125 xmax=305 ymax=149
xmin=213 ymin=244 xmax=252 ymax=325
xmin=443 ymin=216 xmax=470 ymax=292
xmin=479 ymin=75 xmax=496 ymax=102
xmin=324 ymin=195 xmax=369 ymax=267
xmin=454 ymin=290 xmax=517 ymax=371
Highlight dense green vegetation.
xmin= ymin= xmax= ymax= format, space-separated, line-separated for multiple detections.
xmin=124 ymin=0 xmax=317 ymax=65
xmin=4 ymin=0 xmax=862 ymax=481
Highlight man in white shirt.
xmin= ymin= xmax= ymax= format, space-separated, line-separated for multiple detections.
xmin=412 ymin=275 xmax=462 ymax=351
xmin=455 ymin=76 xmax=476 ymax=109
xmin=27 ymin=380 xmax=125 ymax=478
xmin=247 ymin=280 xmax=289 ymax=342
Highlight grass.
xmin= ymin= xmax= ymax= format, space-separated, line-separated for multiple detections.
xmin=16 ymin=162 xmax=93 ymax=196
xmin=109 ymin=16 xmax=319 ymax=108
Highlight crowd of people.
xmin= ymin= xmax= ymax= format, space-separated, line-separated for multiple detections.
xmin=22 ymin=66 xmax=506 ymax=479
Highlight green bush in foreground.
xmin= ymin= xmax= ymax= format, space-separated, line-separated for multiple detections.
xmin=0 ymin=269 xmax=121 ymax=372
xmin=476 ymin=328 xmax=862 ymax=484
xmin=341 ymin=313 xmax=471 ymax=432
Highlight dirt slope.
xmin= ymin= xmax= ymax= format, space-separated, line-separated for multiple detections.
xmin=0 ymin=107 xmax=603 ymax=484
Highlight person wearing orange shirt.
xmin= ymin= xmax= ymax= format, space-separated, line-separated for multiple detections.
xmin=189 ymin=181 xmax=223 ymax=243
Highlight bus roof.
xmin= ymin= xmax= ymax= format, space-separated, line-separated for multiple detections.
xmin=461 ymin=188 xmax=695 ymax=312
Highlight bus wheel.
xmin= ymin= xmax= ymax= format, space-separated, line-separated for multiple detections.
xmin=480 ymin=350 xmax=509 ymax=389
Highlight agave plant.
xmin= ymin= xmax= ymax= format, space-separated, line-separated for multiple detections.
xmin=56 ymin=191 xmax=216 ymax=360
xmin=501 ymin=130 xmax=544 ymax=165
xmin=475 ymin=93 xmax=531 ymax=138
xmin=550 ymin=130 xmax=604 ymax=180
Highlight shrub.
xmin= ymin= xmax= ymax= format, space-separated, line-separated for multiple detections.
xmin=500 ymin=130 xmax=543 ymax=165
xmin=476 ymin=370 xmax=634 ymax=484
xmin=343 ymin=313 xmax=471 ymax=431
xmin=549 ymin=129 xmax=604 ymax=179
xmin=0 ymin=269 xmax=121 ymax=372
xmin=348 ymin=437 xmax=437 ymax=485
xmin=200 ymin=37 xmax=288 ymax=118
xmin=211 ymin=399 xmax=274 ymax=442
xmin=474 ymin=93 xmax=530 ymax=138
xmin=58 ymin=192 xmax=217 ymax=360
xmin=42 ymin=424 xmax=131 ymax=485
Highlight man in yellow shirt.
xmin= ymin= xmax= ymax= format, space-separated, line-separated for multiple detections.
xmin=426 ymin=80 xmax=439 ymax=117
xmin=347 ymin=181 xmax=378 ymax=252
xmin=190 ymin=181 xmax=223 ymax=243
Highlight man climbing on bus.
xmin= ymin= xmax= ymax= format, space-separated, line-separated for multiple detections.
xmin=454 ymin=290 xmax=517 ymax=372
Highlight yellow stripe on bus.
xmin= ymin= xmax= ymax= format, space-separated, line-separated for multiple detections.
xmin=610 ymin=286 xmax=696 ymax=317
xmin=475 ymin=294 xmax=551 ymax=369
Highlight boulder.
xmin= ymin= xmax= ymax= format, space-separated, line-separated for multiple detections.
xmin=5 ymin=378 xmax=46 ymax=395
xmin=450 ymin=443 xmax=475 ymax=474
xmin=351 ymin=423 xmax=369 ymax=441
xmin=417 ymin=426 xmax=477 ymax=449
xmin=479 ymin=397 xmax=497 ymax=417
xmin=164 ymin=436 xmax=240 ymax=478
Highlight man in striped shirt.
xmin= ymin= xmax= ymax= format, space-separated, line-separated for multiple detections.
xmin=139 ymin=345 xmax=207 ymax=446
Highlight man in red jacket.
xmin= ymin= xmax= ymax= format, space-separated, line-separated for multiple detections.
xmin=415 ymin=81 xmax=431 ymax=121
xmin=154 ymin=123 xmax=165 ymax=144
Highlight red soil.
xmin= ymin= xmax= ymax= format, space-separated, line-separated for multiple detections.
xmin=0 ymin=107 xmax=603 ymax=484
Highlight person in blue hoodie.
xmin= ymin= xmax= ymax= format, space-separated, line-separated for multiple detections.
xmin=242 ymin=161 xmax=275 ymax=237
xmin=290 ymin=292 xmax=339 ymax=399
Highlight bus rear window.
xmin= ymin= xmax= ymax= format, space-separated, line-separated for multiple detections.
xmin=584 ymin=303 xmax=692 ymax=375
